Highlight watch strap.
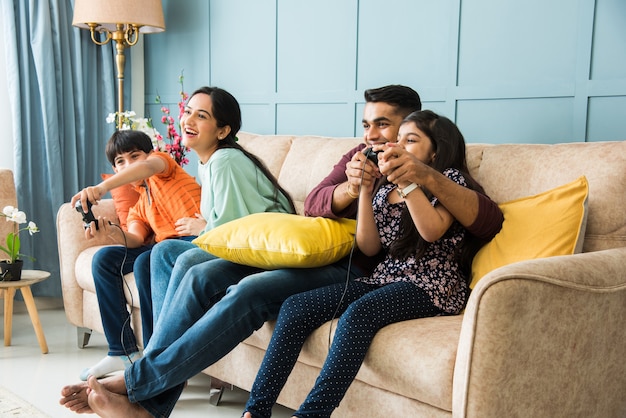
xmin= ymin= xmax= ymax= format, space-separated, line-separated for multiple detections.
xmin=397 ymin=183 xmax=419 ymax=198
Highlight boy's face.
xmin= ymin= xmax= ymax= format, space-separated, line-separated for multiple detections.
xmin=361 ymin=102 xmax=405 ymax=147
xmin=112 ymin=150 xmax=150 ymax=181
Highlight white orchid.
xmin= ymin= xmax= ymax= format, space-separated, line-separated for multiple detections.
xmin=1 ymin=205 xmax=39 ymax=263
xmin=107 ymin=111 xmax=165 ymax=153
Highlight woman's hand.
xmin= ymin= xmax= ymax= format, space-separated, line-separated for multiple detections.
xmin=175 ymin=214 xmax=207 ymax=236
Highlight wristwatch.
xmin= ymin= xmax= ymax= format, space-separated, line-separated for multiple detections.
xmin=396 ymin=183 xmax=420 ymax=199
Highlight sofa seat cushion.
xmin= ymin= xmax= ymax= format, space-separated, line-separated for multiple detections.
xmin=244 ymin=314 xmax=462 ymax=411
xmin=75 ymin=246 xmax=140 ymax=304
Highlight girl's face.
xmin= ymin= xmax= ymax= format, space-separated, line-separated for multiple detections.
xmin=180 ymin=93 xmax=230 ymax=162
xmin=397 ymin=121 xmax=436 ymax=165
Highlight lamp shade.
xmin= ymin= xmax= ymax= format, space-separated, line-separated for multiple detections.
xmin=72 ymin=0 xmax=165 ymax=33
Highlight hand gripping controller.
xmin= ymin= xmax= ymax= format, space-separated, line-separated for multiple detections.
xmin=75 ymin=200 xmax=99 ymax=230
xmin=364 ymin=147 xmax=382 ymax=165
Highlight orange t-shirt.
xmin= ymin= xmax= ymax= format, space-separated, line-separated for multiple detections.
xmin=126 ymin=152 xmax=201 ymax=243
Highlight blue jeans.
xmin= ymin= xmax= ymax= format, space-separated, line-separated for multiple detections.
xmin=141 ymin=237 xmax=216 ymax=338
xmin=134 ymin=237 xmax=200 ymax=346
xmin=92 ymin=245 xmax=153 ymax=356
xmin=124 ymin=257 xmax=365 ymax=417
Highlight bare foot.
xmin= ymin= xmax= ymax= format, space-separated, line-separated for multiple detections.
xmin=243 ymin=413 xmax=252 ymax=418
xmin=87 ymin=376 xmax=151 ymax=418
xmin=59 ymin=382 xmax=92 ymax=414
xmin=60 ymin=374 xmax=129 ymax=414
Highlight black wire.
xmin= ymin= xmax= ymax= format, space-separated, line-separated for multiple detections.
xmin=108 ymin=222 xmax=136 ymax=364
xmin=327 ymin=157 xmax=369 ymax=348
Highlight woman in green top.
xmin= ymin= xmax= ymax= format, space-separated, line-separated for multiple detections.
xmin=145 ymin=86 xmax=296 ymax=341
xmin=81 ymin=86 xmax=295 ymax=381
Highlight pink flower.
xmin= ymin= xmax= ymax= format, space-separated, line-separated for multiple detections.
xmin=154 ymin=72 xmax=190 ymax=167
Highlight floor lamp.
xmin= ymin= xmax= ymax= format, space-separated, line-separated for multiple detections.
xmin=72 ymin=0 xmax=165 ymax=120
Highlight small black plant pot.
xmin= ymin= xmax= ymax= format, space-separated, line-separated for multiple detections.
xmin=0 ymin=259 xmax=23 ymax=281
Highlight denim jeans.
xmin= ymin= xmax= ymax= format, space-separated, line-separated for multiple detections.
xmin=92 ymin=245 xmax=153 ymax=356
xmin=142 ymin=239 xmax=216 ymax=346
xmin=124 ymin=257 xmax=365 ymax=417
xmin=134 ymin=237 xmax=200 ymax=346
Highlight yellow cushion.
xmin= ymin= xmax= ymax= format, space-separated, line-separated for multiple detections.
xmin=470 ymin=176 xmax=589 ymax=289
xmin=193 ymin=212 xmax=356 ymax=269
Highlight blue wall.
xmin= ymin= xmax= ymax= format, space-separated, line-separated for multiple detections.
xmin=143 ymin=0 xmax=626 ymax=146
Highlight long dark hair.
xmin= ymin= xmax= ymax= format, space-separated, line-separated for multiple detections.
xmin=189 ymin=87 xmax=296 ymax=213
xmin=380 ymin=110 xmax=486 ymax=277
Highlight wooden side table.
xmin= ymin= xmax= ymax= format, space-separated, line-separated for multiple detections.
xmin=1 ymin=269 xmax=50 ymax=354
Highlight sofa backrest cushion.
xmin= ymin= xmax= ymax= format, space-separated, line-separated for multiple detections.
xmin=467 ymin=141 xmax=626 ymax=252
xmin=239 ymin=132 xmax=362 ymax=215
xmin=239 ymin=132 xmax=625 ymax=252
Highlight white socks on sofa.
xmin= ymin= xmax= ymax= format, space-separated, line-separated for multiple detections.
xmin=80 ymin=351 xmax=142 ymax=381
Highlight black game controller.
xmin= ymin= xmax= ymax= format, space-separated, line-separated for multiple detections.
xmin=364 ymin=147 xmax=382 ymax=165
xmin=75 ymin=200 xmax=99 ymax=230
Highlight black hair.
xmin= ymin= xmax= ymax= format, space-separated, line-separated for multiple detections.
xmin=380 ymin=110 xmax=486 ymax=279
xmin=189 ymin=87 xmax=296 ymax=213
xmin=364 ymin=85 xmax=422 ymax=118
xmin=105 ymin=130 xmax=153 ymax=166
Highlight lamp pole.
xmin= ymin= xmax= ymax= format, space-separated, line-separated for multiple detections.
xmin=86 ymin=23 xmax=140 ymax=123
xmin=72 ymin=0 xmax=165 ymax=127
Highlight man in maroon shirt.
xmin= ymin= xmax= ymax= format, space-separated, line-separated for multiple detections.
xmin=305 ymin=85 xmax=503 ymax=275
xmin=60 ymin=85 xmax=503 ymax=418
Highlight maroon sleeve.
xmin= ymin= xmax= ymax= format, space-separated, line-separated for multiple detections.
xmin=304 ymin=144 xmax=366 ymax=219
xmin=467 ymin=192 xmax=504 ymax=241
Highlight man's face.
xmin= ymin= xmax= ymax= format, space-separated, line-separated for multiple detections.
xmin=361 ymin=102 xmax=405 ymax=146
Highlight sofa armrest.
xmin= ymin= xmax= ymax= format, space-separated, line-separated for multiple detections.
xmin=453 ymin=247 xmax=626 ymax=418
xmin=56 ymin=200 xmax=119 ymax=327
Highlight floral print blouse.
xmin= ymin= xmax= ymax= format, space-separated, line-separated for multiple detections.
xmin=357 ymin=168 xmax=469 ymax=314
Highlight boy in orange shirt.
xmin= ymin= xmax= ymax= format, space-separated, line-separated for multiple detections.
xmin=71 ymin=130 xmax=201 ymax=381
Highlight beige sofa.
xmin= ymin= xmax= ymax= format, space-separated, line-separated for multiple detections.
xmin=57 ymin=133 xmax=626 ymax=417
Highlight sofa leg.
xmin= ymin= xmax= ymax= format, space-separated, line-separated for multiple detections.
xmin=208 ymin=376 xmax=233 ymax=406
xmin=77 ymin=327 xmax=92 ymax=349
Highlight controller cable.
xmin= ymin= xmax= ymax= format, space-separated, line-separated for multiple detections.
xmin=327 ymin=149 xmax=375 ymax=348
xmin=107 ymin=221 xmax=138 ymax=365
xmin=77 ymin=200 xmax=137 ymax=366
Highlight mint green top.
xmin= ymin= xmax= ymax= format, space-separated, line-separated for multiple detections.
xmin=197 ymin=148 xmax=293 ymax=234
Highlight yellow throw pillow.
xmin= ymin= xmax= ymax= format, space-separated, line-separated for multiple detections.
xmin=470 ymin=176 xmax=589 ymax=289
xmin=193 ymin=212 xmax=357 ymax=269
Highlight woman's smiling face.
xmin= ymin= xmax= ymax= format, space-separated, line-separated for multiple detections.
xmin=180 ymin=92 xmax=230 ymax=162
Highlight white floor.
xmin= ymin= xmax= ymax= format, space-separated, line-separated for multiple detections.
xmin=0 ymin=297 xmax=295 ymax=418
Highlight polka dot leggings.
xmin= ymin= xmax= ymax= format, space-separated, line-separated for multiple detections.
xmin=244 ymin=280 xmax=443 ymax=418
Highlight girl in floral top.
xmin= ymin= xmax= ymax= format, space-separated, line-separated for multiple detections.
xmin=243 ymin=110 xmax=489 ymax=418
